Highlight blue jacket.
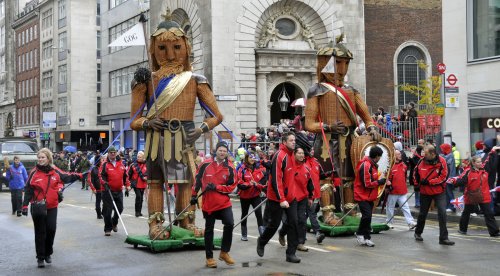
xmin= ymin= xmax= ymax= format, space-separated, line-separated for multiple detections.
xmin=6 ymin=163 xmax=28 ymax=190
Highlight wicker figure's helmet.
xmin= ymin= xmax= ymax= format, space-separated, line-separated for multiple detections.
xmin=316 ymin=34 xmax=353 ymax=85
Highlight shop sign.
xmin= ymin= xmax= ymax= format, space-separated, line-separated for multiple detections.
xmin=485 ymin=118 xmax=500 ymax=129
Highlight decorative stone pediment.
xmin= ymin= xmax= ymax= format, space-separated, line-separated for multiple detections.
xmin=255 ymin=49 xmax=316 ymax=73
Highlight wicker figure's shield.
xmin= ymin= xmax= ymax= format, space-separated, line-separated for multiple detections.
xmin=350 ymin=135 xmax=395 ymax=198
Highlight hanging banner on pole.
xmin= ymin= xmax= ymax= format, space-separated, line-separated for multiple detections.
xmin=108 ymin=23 xmax=146 ymax=47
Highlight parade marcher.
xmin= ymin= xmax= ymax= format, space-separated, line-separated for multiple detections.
xmin=88 ymin=155 xmax=104 ymax=219
xmin=99 ymin=146 xmax=131 ymax=236
xmin=452 ymin=142 xmax=461 ymax=174
xmin=304 ymin=35 xmax=381 ymax=222
xmin=22 ymin=148 xmax=84 ymax=268
xmin=474 ymin=140 xmax=485 ymax=159
xmin=354 ymin=146 xmax=386 ymax=247
xmin=413 ymin=145 xmax=454 ymax=245
xmin=6 ymin=156 xmax=28 ymax=216
xmin=440 ymin=143 xmax=457 ymax=212
xmin=77 ymin=153 xmax=91 ymax=190
xmin=257 ymin=132 xmax=301 ymax=263
xmin=191 ymin=142 xmax=237 ymax=268
xmin=385 ymin=150 xmax=417 ymax=229
xmin=237 ymin=151 xmax=267 ymax=241
xmin=305 ymin=149 xmax=326 ymax=243
xmin=53 ymin=151 xmax=69 ymax=172
xmin=279 ymin=147 xmax=314 ymax=251
xmin=127 ymin=151 xmax=148 ymax=217
xmin=448 ymin=155 xmax=500 ymax=237
xmin=129 ymin=11 xmax=223 ymax=238
xmin=409 ymin=145 xmax=423 ymax=208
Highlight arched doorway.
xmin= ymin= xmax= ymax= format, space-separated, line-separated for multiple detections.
xmin=270 ymin=82 xmax=303 ymax=125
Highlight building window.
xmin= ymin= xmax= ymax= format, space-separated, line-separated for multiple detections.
xmin=470 ymin=0 xmax=500 ymax=60
xmin=397 ymin=46 xmax=426 ymax=106
xmin=97 ymin=63 xmax=101 ymax=92
xmin=58 ymin=0 xmax=67 ymax=28
xmin=34 ymin=51 xmax=37 ymax=68
xmin=43 ymin=71 xmax=53 ymax=90
xmin=110 ymin=0 xmax=129 ymax=9
xmin=34 ymin=77 xmax=38 ymax=95
xmin=34 ymin=25 xmax=37 ymax=40
xmin=58 ymin=97 xmax=67 ymax=117
xmin=42 ymin=9 xmax=53 ymax=30
xmin=42 ymin=40 xmax=53 ymax=60
xmin=58 ymin=32 xmax=67 ymax=52
xmin=109 ymin=62 xmax=147 ymax=97
xmin=0 ymin=1 xmax=5 ymax=19
xmin=96 ymin=30 xmax=101 ymax=58
xmin=58 ymin=64 xmax=67 ymax=92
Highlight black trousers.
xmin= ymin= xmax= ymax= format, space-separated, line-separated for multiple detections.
xmin=357 ymin=201 xmax=374 ymax=240
xmin=11 ymin=189 xmax=23 ymax=213
xmin=460 ymin=203 xmax=499 ymax=235
xmin=240 ymin=196 xmax=264 ymax=229
xmin=261 ymin=199 xmax=298 ymax=256
xmin=203 ymin=207 xmax=234 ymax=259
xmin=415 ymin=192 xmax=449 ymax=241
xmin=280 ymin=198 xmax=308 ymax=245
xmin=306 ymin=201 xmax=321 ymax=234
xmin=134 ymin=188 xmax=145 ymax=214
xmin=32 ymin=208 xmax=58 ymax=260
xmin=95 ymin=192 xmax=102 ymax=213
xmin=102 ymin=190 xmax=123 ymax=232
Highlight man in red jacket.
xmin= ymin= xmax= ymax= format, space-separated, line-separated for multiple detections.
xmin=191 ymin=142 xmax=237 ymax=268
xmin=354 ymin=146 xmax=386 ymax=247
xmin=413 ymin=145 xmax=454 ymax=245
xmin=305 ymin=151 xmax=326 ymax=243
xmin=386 ymin=150 xmax=417 ymax=229
xmin=256 ymin=132 xmax=301 ymax=263
xmin=99 ymin=146 xmax=131 ymax=236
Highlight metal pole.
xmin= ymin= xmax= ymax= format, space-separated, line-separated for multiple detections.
xmin=331 ymin=203 xmax=358 ymax=229
xmin=440 ymin=72 xmax=446 ymax=135
xmin=233 ymin=198 xmax=268 ymax=229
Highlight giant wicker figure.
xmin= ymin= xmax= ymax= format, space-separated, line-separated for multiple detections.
xmin=304 ymin=35 xmax=383 ymax=225
xmin=130 ymin=13 xmax=223 ymax=240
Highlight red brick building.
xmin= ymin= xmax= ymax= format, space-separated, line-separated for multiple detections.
xmin=364 ymin=0 xmax=442 ymax=113
xmin=12 ymin=3 xmax=40 ymax=139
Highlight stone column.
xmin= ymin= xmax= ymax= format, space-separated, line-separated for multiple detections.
xmin=256 ymin=72 xmax=270 ymax=128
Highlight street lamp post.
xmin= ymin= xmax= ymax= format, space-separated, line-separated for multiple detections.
xmin=278 ymin=83 xmax=290 ymax=112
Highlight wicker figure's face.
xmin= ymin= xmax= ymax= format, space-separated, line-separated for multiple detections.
xmin=330 ymin=56 xmax=350 ymax=86
xmin=153 ymin=35 xmax=188 ymax=73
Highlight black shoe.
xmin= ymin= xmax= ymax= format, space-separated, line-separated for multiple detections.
xmin=439 ymin=239 xmax=455 ymax=246
xmin=285 ymin=254 xmax=301 ymax=263
xmin=457 ymin=230 xmax=467 ymax=235
xmin=17 ymin=211 xmax=22 ymax=217
xmin=45 ymin=256 xmax=52 ymax=263
xmin=112 ymin=225 xmax=118 ymax=232
xmin=37 ymin=259 xmax=45 ymax=268
xmin=316 ymin=232 xmax=325 ymax=244
xmin=241 ymin=235 xmax=248 ymax=241
xmin=135 ymin=212 xmax=141 ymax=217
xmin=256 ymin=238 xmax=265 ymax=257
xmin=490 ymin=232 xmax=500 ymax=237
xmin=414 ymin=233 xmax=424 ymax=241
xmin=97 ymin=214 xmax=103 ymax=219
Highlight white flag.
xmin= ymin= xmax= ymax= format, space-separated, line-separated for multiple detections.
xmin=321 ymin=57 xmax=336 ymax=73
xmin=108 ymin=23 xmax=145 ymax=47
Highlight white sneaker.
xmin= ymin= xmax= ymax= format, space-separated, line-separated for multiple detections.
xmin=364 ymin=239 xmax=375 ymax=247
xmin=356 ymin=235 xmax=366 ymax=245
xmin=471 ymin=213 xmax=478 ymax=217
xmin=408 ymin=222 xmax=417 ymax=230
xmin=446 ymin=208 xmax=453 ymax=212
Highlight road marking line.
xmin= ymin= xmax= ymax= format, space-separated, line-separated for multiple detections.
xmin=413 ymin=268 xmax=456 ymax=276
xmin=411 ymin=261 xmax=442 ymax=269
xmin=214 ymin=229 xmax=331 ymax=253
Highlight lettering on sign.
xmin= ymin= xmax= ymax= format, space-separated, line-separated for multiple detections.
xmin=486 ymin=118 xmax=500 ymax=129
xmin=124 ymin=33 xmax=138 ymax=43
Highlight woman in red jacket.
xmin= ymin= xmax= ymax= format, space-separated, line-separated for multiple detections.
xmin=22 ymin=148 xmax=84 ymax=268
xmin=127 ymin=151 xmax=148 ymax=217
xmin=450 ymin=155 xmax=499 ymax=237
xmin=237 ymin=151 xmax=267 ymax=241
xmin=278 ymin=147 xmax=314 ymax=252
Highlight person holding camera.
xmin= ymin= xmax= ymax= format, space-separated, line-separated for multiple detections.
xmin=413 ymin=145 xmax=454 ymax=245
xmin=354 ymin=146 xmax=386 ymax=247
xmin=192 ymin=142 xmax=237 ymax=268
xmin=22 ymin=148 xmax=85 ymax=268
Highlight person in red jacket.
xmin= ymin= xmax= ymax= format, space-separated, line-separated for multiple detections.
xmin=449 ymin=155 xmax=500 ymax=237
xmin=191 ymin=142 xmax=237 ymax=268
xmin=99 ymin=146 xmax=131 ymax=236
xmin=305 ymin=150 xmax=326 ymax=244
xmin=354 ymin=146 xmax=386 ymax=247
xmin=385 ymin=150 xmax=417 ymax=229
xmin=128 ymin=151 xmax=148 ymax=217
xmin=22 ymin=148 xmax=84 ymax=268
xmin=256 ymin=132 xmax=301 ymax=264
xmin=279 ymin=147 xmax=314 ymax=252
xmin=237 ymin=151 xmax=267 ymax=241
xmin=413 ymin=145 xmax=454 ymax=245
